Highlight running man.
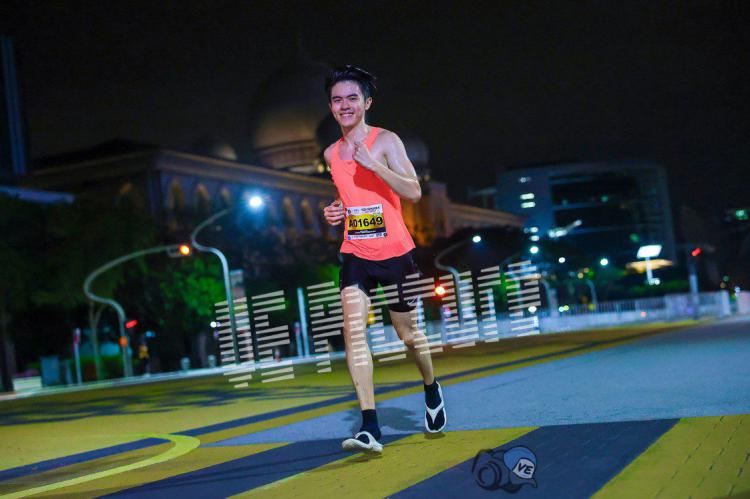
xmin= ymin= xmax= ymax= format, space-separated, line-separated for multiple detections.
xmin=322 ymin=66 xmax=446 ymax=453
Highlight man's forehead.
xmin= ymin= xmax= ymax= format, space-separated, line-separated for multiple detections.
xmin=331 ymin=80 xmax=363 ymax=97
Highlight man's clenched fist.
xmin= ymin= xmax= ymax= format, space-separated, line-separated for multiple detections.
xmin=323 ymin=199 xmax=345 ymax=226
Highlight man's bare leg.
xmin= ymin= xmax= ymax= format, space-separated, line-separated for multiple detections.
xmin=340 ymin=285 xmax=384 ymax=452
xmin=389 ymin=308 xmax=434 ymax=385
xmin=341 ymin=285 xmax=374 ymax=409
xmin=390 ymin=306 xmax=446 ymax=432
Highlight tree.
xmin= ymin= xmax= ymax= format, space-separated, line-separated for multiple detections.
xmin=120 ymin=255 xmax=224 ymax=369
xmin=0 ymin=193 xmax=158 ymax=381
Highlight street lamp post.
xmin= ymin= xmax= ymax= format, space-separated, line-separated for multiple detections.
xmin=583 ymin=279 xmax=598 ymax=307
xmin=434 ymin=235 xmax=482 ymax=324
xmin=190 ymin=208 xmax=241 ymax=365
xmin=190 ymin=196 xmax=264 ymax=365
xmin=84 ymin=244 xmax=187 ymax=378
xmin=637 ymin=244 xmax=662 ymax=285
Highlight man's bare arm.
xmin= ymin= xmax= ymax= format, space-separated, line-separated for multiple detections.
xmin=352 ymin=131 xmax=422 ymax=203
xmin=322 ymin=146 xmax=345 ymax=225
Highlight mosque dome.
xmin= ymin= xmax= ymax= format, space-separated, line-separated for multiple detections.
xmin=249 ymin=46 xmax=332 ymax=172
xmin=190 ymin=138 xmax=238 ymax=161
xmin=249 ymin=47 xmax=431 ymax=177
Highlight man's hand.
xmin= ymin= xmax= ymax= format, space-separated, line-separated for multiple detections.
xmin=323 ymin=199 xmax=345 ymax=226
xmin=353 ymin=141 xmax=379 ymax=171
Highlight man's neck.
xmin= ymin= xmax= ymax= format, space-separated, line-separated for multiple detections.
xmin=341 ymin=121 xmax=370 ymax=145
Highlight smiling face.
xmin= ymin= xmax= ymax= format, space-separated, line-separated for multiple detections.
xmin=328 ymin=80 xmax=372 ymax=129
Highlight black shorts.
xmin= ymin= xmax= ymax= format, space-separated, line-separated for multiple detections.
xmin=339 ymin=250 xmax=422 ymax=312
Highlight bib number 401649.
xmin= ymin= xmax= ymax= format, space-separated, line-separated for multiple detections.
xmin=348 ymin=216 xmax=384 ymax=228
xmin=346 ymin=204 xmax=387 ymax=240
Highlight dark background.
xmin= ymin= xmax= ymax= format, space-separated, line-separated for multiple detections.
xmin=5 ymin=0 xmax=749 ymax=210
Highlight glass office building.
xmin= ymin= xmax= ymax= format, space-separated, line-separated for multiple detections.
xmin=495 ymin=161 xmax=677 ymax=264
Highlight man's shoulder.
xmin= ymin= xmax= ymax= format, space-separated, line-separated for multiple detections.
xmin=374 ymin=127 xmax=400 ymax=145
xmin=323 ymin=142 xmax=337 ymax=163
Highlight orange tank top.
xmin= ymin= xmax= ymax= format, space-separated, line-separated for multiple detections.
xmin=330 ymin=126 xmax=416 ymax=261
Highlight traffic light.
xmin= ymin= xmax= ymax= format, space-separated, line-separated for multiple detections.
xmin=125 ymin=319 xmax=138 ymax=329
xmin=691 ymin=247 xmax=702 ymax=257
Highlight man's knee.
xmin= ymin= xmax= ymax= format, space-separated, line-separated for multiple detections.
xmin=401 ymin=334 xmax=415 ymax=349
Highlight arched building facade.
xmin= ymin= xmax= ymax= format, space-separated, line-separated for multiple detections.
xmin=22 ymin=48 xmax=523 ymax=245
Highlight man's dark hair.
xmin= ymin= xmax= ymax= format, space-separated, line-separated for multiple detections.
xmin=324 ymin=65 xmax=377 ymax=101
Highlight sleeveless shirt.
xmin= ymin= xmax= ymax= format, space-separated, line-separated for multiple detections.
xmin=329 ymin=127 xmax=416 ymax=261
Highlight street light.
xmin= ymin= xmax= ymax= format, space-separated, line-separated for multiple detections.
xmin=434 ymin=234 xmax=483 ymax=324
xmin=190 ymin=197 xmax=265 ymax=365
xmin=84 ymin=243 xmax=191 ymax=378
xmin=600 ymin=257 xmax=609 ymax=267
xmin=529 ymin=245 xmax=539 ymax=255
xmin=248 ymin=195 xmax=263 ymax=210
xmin=637 ymin=244 xmax=662 ymax=285
xmin=578 ymin=273 xmax=598 ymax=307
xmin=558 ymin=257 xmax=566 ymax=264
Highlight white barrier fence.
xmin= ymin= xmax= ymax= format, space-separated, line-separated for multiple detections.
xmin=367 ymin=290 xmax=733 ymax=354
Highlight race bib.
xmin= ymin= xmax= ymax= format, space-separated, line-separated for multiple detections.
xmin=346 ymin=204 xmax=387 ymax=240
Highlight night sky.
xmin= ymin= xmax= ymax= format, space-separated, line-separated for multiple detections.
xmin=7 ymin=1 xmax=750 ymax=212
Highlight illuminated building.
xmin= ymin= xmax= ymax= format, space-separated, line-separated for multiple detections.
xmin=495 ymin=161 xmax=677 ymax=263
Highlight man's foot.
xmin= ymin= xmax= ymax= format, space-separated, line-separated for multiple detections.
xmin=424 ymin=380 xmax=446 ymax=433
xmin=342 ymin=431 xmax=383 ymax=453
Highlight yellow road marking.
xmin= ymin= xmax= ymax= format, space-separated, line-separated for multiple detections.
xmin=594 ymin=415 xmax=750 ymax=498
xmin=202 ymin=323 xmax=693 ymax=446
xmin=2 ymin=434 xmax=199 ymax=498
xmin=232 ymin=427 xmax=535 ymax=498
xmin=27 ymin=443 xmax=289 ymax=498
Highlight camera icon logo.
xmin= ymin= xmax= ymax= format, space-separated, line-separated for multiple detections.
xmin=471 ymin=445 xmax=538 ymax=493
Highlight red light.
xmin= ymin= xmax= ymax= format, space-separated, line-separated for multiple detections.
xmin=435 ymin=285 xmax=446 ymax=297
xmin=691 ymin=247 xmax=702 ymax=257
xmin=125 ymin=319 xmax=138 ymax=329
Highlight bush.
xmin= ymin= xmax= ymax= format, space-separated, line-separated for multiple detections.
xmin=80 ymin=355 xmax=124 ymax=380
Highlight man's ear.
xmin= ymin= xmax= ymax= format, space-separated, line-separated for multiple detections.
xmin=364 ymin=97 xmax=373 ymax=110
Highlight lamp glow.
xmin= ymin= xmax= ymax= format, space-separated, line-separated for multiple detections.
xmin=637 ymin=244 xmax=662 ymax=259
xmin=248 ymin=195 xmax=263 ymax=209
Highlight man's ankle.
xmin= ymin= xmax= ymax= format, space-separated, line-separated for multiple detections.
xmin=360 ymin=409 xmax=381 ymax=440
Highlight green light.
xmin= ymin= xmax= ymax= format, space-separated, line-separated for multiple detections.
xmin=629 ymin=233 xmax=640 ymax=243
xmin=735 ymin=209 xmax=748 ymax=220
